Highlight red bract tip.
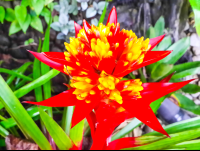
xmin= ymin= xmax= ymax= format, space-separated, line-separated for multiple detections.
xmin=107 ymin=6 xmax=117 ymax=25
xmin=149 ymin=34 xmax=165 ymax=51
xmin=83 ymin=19 xmax=91 ymax=32
xmin=74 ymin=21 xmax=82 ymax=38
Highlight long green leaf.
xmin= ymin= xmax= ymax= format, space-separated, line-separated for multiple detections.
xmin=41 ymin=16 xmax=52 ymax=117
xmin=14 ymin=69 xmax=60 ymax=98
xmin=166 ymin=140 xmax=200 ymax=150
xmin=173 ymin=93 xmax=200 ymax=115
xmin=126 ymin=129 xmax=200 ymax=150
xmin=15 ymin=73 xmax=33 ymax=90
xmin=154 ymin=16 xmax=165 ymax=37
xmin=189 ymin=0 xmax=200 ymax=36
xmin=145 ymin=116 xmax=200 ymax=136
xmin=6 ymin=62 xmax=32 ymax=85
xmin=98 ymin=1 xmax=108 ymax=26
xmin=70 ymin=120 xmax=84 ymax=148
xmin=156 ymin=36 xmax=172 ymax=51
xmin=0 ymin=125 xmax=9 ymax=138
xmin=62 ymin=106 xmax=74 ymax=136
xmin=181 ymin=84 xmax=200 ymax=94
xmin=1 ymin=106 xmax=49 ymax=129
xmin=0 ymin=75 xmax=51 ymax=150
xmin=39 ymin=107 xmax=73 ymax=150
xmin=0 ymin=68 xmax=32 ymax=82
xmin=33 ymin=38 xmax=43 ymax=102
xmin=159 ymin=37 xmax=190 ymax=64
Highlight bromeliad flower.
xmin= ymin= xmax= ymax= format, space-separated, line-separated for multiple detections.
xmin=25 ymin=7 xmax=192 ymax=142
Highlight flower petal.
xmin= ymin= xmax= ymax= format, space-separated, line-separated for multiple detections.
xmin=42 ymin=52 xmax=68 ymax=65
xmin=105 ymin=137 xmax=139 ymax=150
xmin=159 ymin=73 xmax=175 ymax=83
xmin=114 ymin=51 xmax=172 ymax=77
xmin=23 ymin=89 xmax=78 ymax=107
xmin=149 ymin=35 xmax=165 ymax=51
xmin=74 ymin=21 xmax=82 ymax=38
xmin=106 ymin=6 xmax=117 ymax=25
xmin=28 ymin=50 xmax=65 ymax=73
xmin=83 ymin=19 xmax=91 ymax=32
xmin=122 ymin=101 xmax=169 ymax=137
xmin=86 ymin=111 xmax=97 ymax=139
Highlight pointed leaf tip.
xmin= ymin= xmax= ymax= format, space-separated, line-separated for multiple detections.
xmin=107 ymin=6 xmax=117 ymax=25
xmin=74 ymin=21 xmax=82 ymax=38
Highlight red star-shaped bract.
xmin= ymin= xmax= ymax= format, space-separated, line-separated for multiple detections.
xmin=24 ymin=7 xmax=192 ymax=150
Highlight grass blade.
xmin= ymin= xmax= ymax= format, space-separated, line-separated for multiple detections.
xmin=0 ymin=75 xmax=51 ymax=150
xmin=14 ymin=69 xmax=60 ymax=99
xmin=98 ymin=0 xmax=108 ymax=26
xmin=0 ymin=125 xmax=9 ymax=138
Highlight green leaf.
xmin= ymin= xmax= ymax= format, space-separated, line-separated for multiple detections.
xmin=126 ymin=129 xmax=200 ymax=150
xmin=21 ymin=0 xmax=31 ymax=7
xmin=6 ymin=62 xmax=32 ymax=86
xmin=154 ymin=16 xmax=165 ymax=37
xmin=0 ymin=6 xmax=5 ymax=24
xmin=189 ymin=0 xmax=200 ymax=36
xmin=30 ymin=16 xmax=43 ymax=33
xmin=0 ymin=75 xmax=51 ymax=150
xmin=14 ymin=5 xmax=27 ymax=29
xmin=156 ymin=36 xmax=172 ymax=51
xmin=41 ymin=17 xmax=52 ymax=116
xmin=181 ymin=84 xmax=200 ymax=94
xmin=62 ymin=107 xmax=74 ymax=135
xmin=0 ymin=139 xmax=5 ymax=147
xmin=173 ymin=93 xmax=200 ymax=115
xmin=98 ymin=1 xmax=109 ymax=26
xmin=45 ymin=0 xmax=54 ymax=5
xmin=166 ymin=140 xmax=200 ymax=150
xmin=5 ymin=8 xmax=15 ymax=22
xmin=171 ymin=67 xmax=200 ymax=80
xmin=146 ymin=26 xmax=156 ymax=39
xmin=0 ymin=68 xmax=33 ymax=82
xmin=1 ymin=106 xmax=48 ymax=129
xmin=0 ymin=125 xmax=9 ymax=138
xmin=151 ymin=63 xmax=173 ymax=81
xmin=33 ymin=38 xmax=43 ymax=102
xmin=70 ymin=120 xmax=84 ymax=148
xmin=9 ymin=20 xmax=21 ymax=35
xmin=32 ymin=0 xmax=45 ymax=16
xmin=22 ymin=14 xmax=31 ymax=33
xmin=145 ymin=116 xmax=200 ymax=136
xmin=14 ymin=69 xmax=60 ymax=99
xmin=159 ymin=37 xmax=190 ymax=64
xmin=40 ymin=8 xmax=51 ymax=24
xmin=38 ymin=107 xmax=73 ymax=150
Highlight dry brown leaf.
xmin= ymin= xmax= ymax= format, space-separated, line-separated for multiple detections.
xmin=5 ymin=135 xmax=39 ymax=150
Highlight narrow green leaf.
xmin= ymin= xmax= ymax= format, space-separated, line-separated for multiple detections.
xmin=14 ymin=5 xmax=27 ymax=29
xmin=0 ymin=102 xmax=4 ymax=110
xmin=1 ymin=106 xmax=49 ymax=129
xmin=0 ymin=125 xmax=9 ymax=138
xmin=145 ymin=116 xmax=200 ymax=136
xmin=33 ymin=38 xmax=43 ymax=102
xmin=30 ymin=16 xmax=43 ymax=33
xmin=154 ymin=16 xmax=165 ymax=37
xmin=173 ymin=93 xmax=200 ymax=115
xmin=189 ymin=0 xmax=200 ymax=36
xmin=62 ymin=106 xmax=74 ymax=135
xmin=160 ymin=37 xmax=190 ymax=64
xmin=70 ymin=120 xmax=84 ymax=148
xmin=39 ymin=107 xmax=73 ymax=150
xmin=0 ymin=75 xmax=51 ymax=150
xmin=0 ymin=68 xmax=33 ymax=82
xmin=9 ymin=20 xmax=21 ymax=35
xmin=98 ymin=1 xmax=108 ymax=26
xmin=171 ymin=67 xmax=200 ymax=80
xmin=166 ymin=140 xmax=200 ymax=150
xmin=15 ymin=74 xmax=33 ymax=89
xmin=126 ymin=129 xmax=200 ymax=150
xmin=14 ymin=69 xmax=60 ymax=99
xmin=151 ymin=63 xmax=173 ymax=81
xmin=32 ymin=0 xmax=45 ymax=16
xmin=181 ymin=84 xmax=200 ymax=94
xmin=41 ymin=17 xmax=52 ymax=116
xmin=0 ymin=6 xmax=5 ymax=24
xmin=156 ymin=36 xmax=172 ymax=51
xmin=6 ymin=62 xmax=32 ymax=85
